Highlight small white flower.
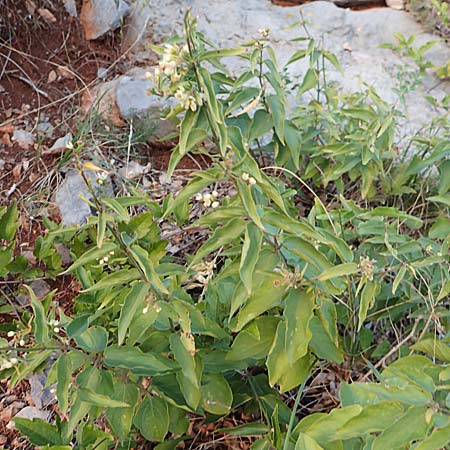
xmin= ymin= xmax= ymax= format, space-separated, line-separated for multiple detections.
xmin=19 ymin=339 xmax=25 ymax=346
xmin=195 ymin=193 xmax=203 ymax=201
xmin=9 ymin=358 xmax=18 ymax=365
xmin=7 ymin=331 xmax=15 ymax=338
xmin=50 ymin=388 xmax=56 ymax=394
xmin=212 ymin=201 xmax=220 ymax=208
xmin=53 ymin=327 xmax=60 ymax=333
xmin=66 ymin=141 xmax=74 ymax=150
xmin=249 ymin=177 xmax=257 ymax=185
xmin=143 ymin=306 xmax=149 ymax=315
xmin=212 ymin=191 xmax=218 ymax=198
xmin=242 ymin=172 xmax=249 ymax=181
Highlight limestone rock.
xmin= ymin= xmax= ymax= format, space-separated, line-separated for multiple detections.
xmin=80 ymin=0 xmax=131 ymax=40
xmin=55 ymin=170 xmax=113 ymax=226
xmin=121 ymin=0 xmax=449 ymax=139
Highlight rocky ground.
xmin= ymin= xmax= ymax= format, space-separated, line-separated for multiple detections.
xmin=0 ymin=0 xmax=449 ymax=448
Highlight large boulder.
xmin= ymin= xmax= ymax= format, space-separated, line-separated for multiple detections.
xmin=120 ymin=0 xmax=449 ymax=137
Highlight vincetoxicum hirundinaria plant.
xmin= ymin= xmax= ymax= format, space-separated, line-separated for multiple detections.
xmin=1 ymin=10 xmax=450 ymax=450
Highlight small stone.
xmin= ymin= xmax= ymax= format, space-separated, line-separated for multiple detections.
xmin=63 ymin=0 xmax=78 ymax=17
xmin=80 ymin=0 xmax=131 ymax=40
xmin=15 ymin=279 xmax=51 ymax=306
xmin=48 ymin=70 xmax=57 ymax=83
xmin=56 ymin=65 xmax=74 ymax=79
xmin=118 ymin=160 xmax=151 ymax=179
xmin=37 ymin=7 xmax=57 ymax=23
xmin=0 ymin=159 xmax=5 ymax=170
xmin=97 ymin=67 xmax=108 ymax=79
xmin=8 ymin=406 xmax=49 ymax=430
xmin=47 ymin=133 xmax=73 ymax=153
xmin=55 ymin=243 xmax=72 ymax=266
xmin=12 ymin=129 xmax=34 ymax=149
xmin=36 ymin=121 xmax=54 ymax=137
xmin=386 ymin=0 xmax=404 ymax=9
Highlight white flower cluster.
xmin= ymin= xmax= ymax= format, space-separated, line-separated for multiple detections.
xmin=48 ymin=319 xmax=60 ymax=333
xmin=195 ymin=190 xmax=220 ymax=208
xmin=242 ymin=172 xmax=257 ymax=185
xmin=96 ymin=172 xmax=108 ymax=186
xmin=99 ymin=250 xmax=115 ymax=266
xmin=174 ymin=85 xmax=200 ymax=112
xmin=159 ymin=43 xmax=189 ymax=81
xmin=1 ymin=357 xmax=18 ymax=370
xmin=146 ymin=42 xmax=202 ymax=112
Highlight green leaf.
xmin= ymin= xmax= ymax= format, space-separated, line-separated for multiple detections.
xmin=412 ymin=338 xmax=450 ymax=362
xmin=106 ymin=381 xmax=139 ymax=441
xmin=134 ymin=396 xmax=169 ymax=442
xmin=129 ymin=245 xmax=169 ymax=294
xmin=429 ymin=216 xmax=450 ymax=240
xmin=104 ymin=346 xmax=177 ymax=375
xmin=414 ymin=422 xmax=450 ymax=450
xmin=316 ymin=263 xmax=358 ymax=281
xmin=340 ymin=381 xmax=432 ymax=407
xmin=215 ymin=423 xmax=269 ymax=436
xmin=239 ymin=222 xmax=263 ymax=295
xmin=0 ymin=201 xmax=18 ymax=240
xmin=295 ymin=433 xmax=324 ymax=450
xmin=118 ymin=282 xmax=149 ymax=346
xmin=56 ymin=354 xmax=71 ymax=414
xmin=267 ymin=95 xmax=285 ymax=145
xmin=297 ymin=68 xmax=318 ymax=96
xmin=96 ymin=211 xmax=107 ymax=247
xmin=295 ymin=406 xmax=362 ymax=445
xmin=392 ymin=264 xmax=407 ymax=295
xmin=74 ymin=326 xmax=108 ymax=353
xmin=14 ymin=418 xmax=63 ymax=446
xmin=233 ymin=272 xmax=287 ymax=332
xmin=102 ymin=198 xmax=130 ymax=223
xmin=428 ymin=194 xmax=450 ymax=208
xmin=335 ymin=401 xmax=404 ymax=440
xmin=199 ymin=47 xmax=247 ymax=61
xmin=78 ymin=387 xmax=130 ymax=408
xmin=371 ymin=406 xmax=429 ymax=450
xmin=179 ymin=109 xmax=199 ymax=155
xmin=191 ymin=217 xmax=246 ymax=266
xmin=81 ymin=268 xmax=141 ymax=293
xmin=284 ymin=289 xmax=314 ymax=365
xmin=438 ymin=279 xmax=450 ymax=302
xmin=227 ymin=316 xmax=279 ymax=361
xmin=358 ymin=281 xmax=378 ymax=331
xmin=61 ymin=242 xmax=116 ymax=274
xmin=170 ymin=334 xmax=200 ymax=390
xmin=237 ymin=181 xmax=265 ymax=231
xmin=201 ymin=373 xmax=233 ymax=415
xmin=309 ymin=300 xmax=343 ymax=364
xmin=248 ymin=109 xmax=273 ymax=141
xmin=25 ymin=285 xmax=49 ymax=344
xmin=267 ymin=321 xmax=312 ymax=392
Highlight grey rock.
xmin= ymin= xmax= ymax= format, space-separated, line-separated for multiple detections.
xmin=63 ymin=0 xmax=78 ymax=17
xmin=36 ymin=121 xmax=54 ymax=137
xmin=55 ymin=170 xmax=113 ymax=226
xmin=8 ymin=406 xmax=49 ymax=429
xmin=15 ymin=279 xmax=51 ymax=306
xmin=122 ymin=0 xmax=449 ymax=138
xmin=115 ymin=69 xmax=177 ymax=136
xmin=29 ymin=372 xmax=56 ymax=409
xmin=48 ymin=132 xmax=72 ymax=152
xmin=80 ymin=0 xmax=131 ymax=40
xmin=12 ymin=129 xmax=34 ymax=149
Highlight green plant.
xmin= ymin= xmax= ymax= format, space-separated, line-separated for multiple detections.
xmin=1 ymin=11 xmax=450 ymax=450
